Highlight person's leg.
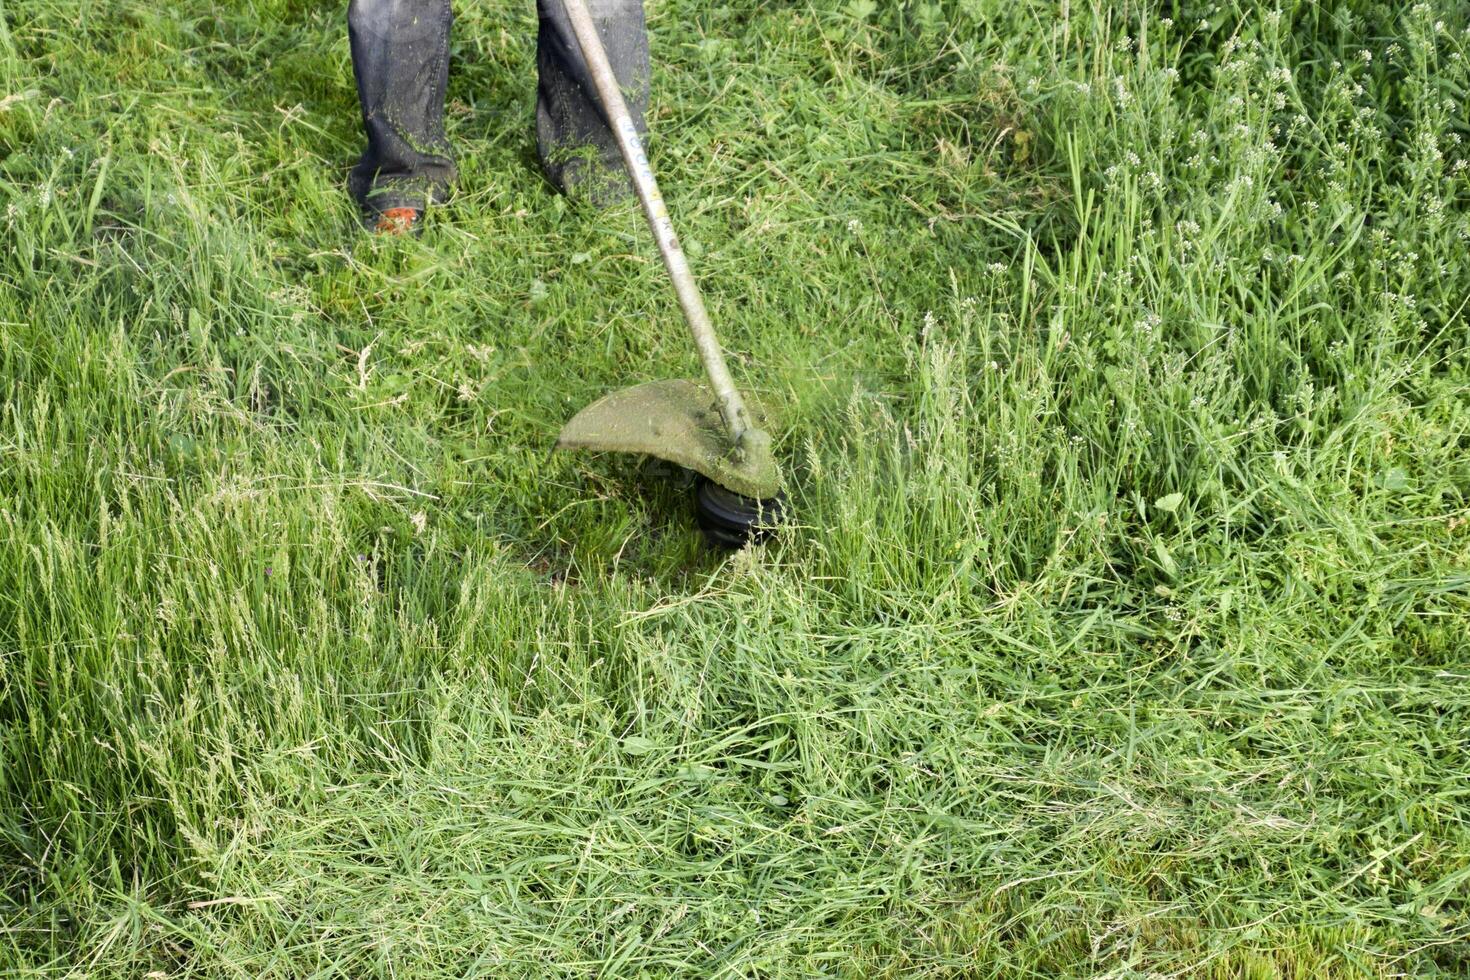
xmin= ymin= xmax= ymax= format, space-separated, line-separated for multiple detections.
xmin=347 ymin=0 xmax=457 ymax=226
xmin=535 ymin=0 xmax=649 ymax=204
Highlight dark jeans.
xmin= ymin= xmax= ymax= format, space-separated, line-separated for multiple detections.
xmin=347 ymin=0 xmax=649 ymax=213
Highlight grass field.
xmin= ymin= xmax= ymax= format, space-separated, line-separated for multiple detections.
xmin=2 ymin=0 xmax=1469 ymax=975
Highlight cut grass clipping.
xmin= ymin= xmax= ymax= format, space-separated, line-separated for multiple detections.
xmin=3 ymin=0 xmax=1470 ymax=976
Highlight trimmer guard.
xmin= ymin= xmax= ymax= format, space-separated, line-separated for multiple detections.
xmin=555 ymin=379 xmax=782 ymax=500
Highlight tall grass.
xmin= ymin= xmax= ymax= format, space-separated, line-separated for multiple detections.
xmin=2 ymin=0 xmax=1468 ymax=975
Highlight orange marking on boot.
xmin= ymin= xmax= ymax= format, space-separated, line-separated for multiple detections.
xmin=375 ymin=207 xmax=420 ymax=235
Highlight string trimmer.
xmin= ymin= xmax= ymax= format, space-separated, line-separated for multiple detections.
xmin=553 ymin=0 xmax=785 ymax=547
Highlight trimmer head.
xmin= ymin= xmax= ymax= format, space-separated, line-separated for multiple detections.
xmin=695 ymin=478 xmax=785 ymax=548
xmin=555 ymin=378 xmax=782 ymax=501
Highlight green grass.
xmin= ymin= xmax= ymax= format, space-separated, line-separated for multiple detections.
xmin=2 ymin=0 xmax=1469 ymax=974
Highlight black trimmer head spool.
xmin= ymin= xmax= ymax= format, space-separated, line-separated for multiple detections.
xmin=695 ymin=477 xmax=786 ymax=549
